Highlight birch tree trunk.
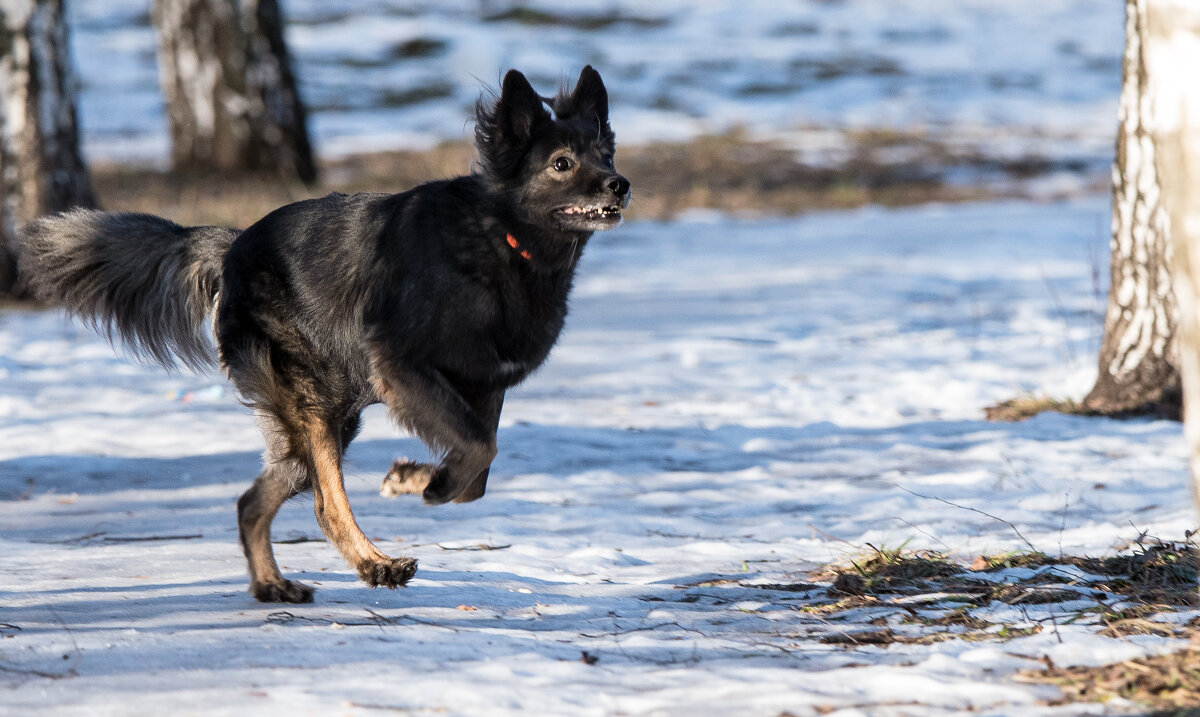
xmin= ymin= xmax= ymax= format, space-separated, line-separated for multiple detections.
xmin=1082 ymin=0 xmax=1181 ymax=418
xmin=151 ymin=0 xmax=316 ymax=184
xmin=0 ymin=0 xmax=96 ymax=296
xmin=1145 ymin=0 xmax=1200 ymax=506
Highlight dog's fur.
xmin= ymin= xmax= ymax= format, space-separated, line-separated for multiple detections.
xmin=17 ymin=67 xmax=630 ymax=603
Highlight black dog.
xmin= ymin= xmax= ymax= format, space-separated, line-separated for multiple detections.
xmin=18 ymin=66 xmax=630 ymax=603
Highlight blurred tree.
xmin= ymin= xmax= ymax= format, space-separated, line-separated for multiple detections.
xmin=0 ymin=0 xmax=96 ymax=297
xmin=1083 ymin=0 xmax=1181 ymax=418
xmin=152 ymin=0 xmax=316 ymax=184
xmin=1149 ymin=1 xmax=1200 ymax=499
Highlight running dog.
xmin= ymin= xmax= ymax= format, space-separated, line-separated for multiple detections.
xmin=18 ymin=66 xmax=630 ymax=602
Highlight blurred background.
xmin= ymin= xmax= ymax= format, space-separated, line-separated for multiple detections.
xmin=65 ymin=0 xmax=1122 ymax=224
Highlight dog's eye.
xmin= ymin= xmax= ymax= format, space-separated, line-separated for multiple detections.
xmin=602 ymin=155 xmax=615 ymax=168
xmin=552 ymin=157 xmax=573 ymax=172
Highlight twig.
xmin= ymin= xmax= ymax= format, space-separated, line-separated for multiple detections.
xmin=364 ymin=608 xmax=398 ymax=631
xmin=895 ymin=485 xmax=1037 ymax=553
xmin=807 ymin=524 xmax=855 ymax=546
xmin=891 ymin=517 xmax=952 ymax=551
xmin=1047 ymin=611 xmax=1064 ymax=644
xmin=1058 ymin=492 xmax=1070 ymax=560
xmin=1 ymin=606 xmax=86 ymax=680
xmin=739 ymin=638 xmax=807 ymax=660
xmin=102 ymin=534 xmax=203 ymax=543
xmin=343 ymin=703 xmax=425 ymax=714
xmin=1041 ymin=270 xmax=1078 ymax=365
xmin=267 ymin=610 xmax=457 ymax=632
xmin=580 ymin=621 xmax=708 ymax=639
xmin=436 ymin=543 xmax=511 ymax=551
xmin=50 ymin=531 xmax=107 ymax=545
xmin=0 ymin=663 xmax=75 ymax=680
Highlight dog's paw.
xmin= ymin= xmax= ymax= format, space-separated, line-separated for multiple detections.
xmin=451 ymin=473 xmax=488 ymax=503
xmin=251 ymin=579 xmax=314 ymax=604
xmin=357 ymin=556 xmax=418 ymax=589
xmin=380 ymin=459 xmax=436 ymax=497
xmin=421 ymin=468 xmax=456 ymax=505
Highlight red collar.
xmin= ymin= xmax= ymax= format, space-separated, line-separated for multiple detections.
xmin=506 ymin=233 xmax=532 ymax=261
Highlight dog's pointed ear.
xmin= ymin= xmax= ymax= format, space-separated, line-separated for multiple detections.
xmin=568 ymin=65 xmax=609 ymax=126
xmin=495 ymin=69 xmax=551 ymax=145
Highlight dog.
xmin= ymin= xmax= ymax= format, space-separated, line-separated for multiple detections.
xmin=17 ymin=66 xmax=630 ymax=603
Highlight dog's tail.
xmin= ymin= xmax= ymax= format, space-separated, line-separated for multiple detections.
xmin=17 ymin=209 xmax=240 ymax=370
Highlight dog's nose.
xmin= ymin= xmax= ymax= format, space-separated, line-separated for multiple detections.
xmin=607 ymin=175 xmax=630 ymax=198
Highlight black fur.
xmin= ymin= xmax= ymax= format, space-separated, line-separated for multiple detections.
xmin=18 ymin=210 xmax=237 ymax=371
xmin=17 ymin=66 xmax=630 ymax=602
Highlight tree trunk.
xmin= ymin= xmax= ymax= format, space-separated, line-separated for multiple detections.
xmin=0 ymin=0 xmax=96 ymax=296
xmin=1083 ymin=0 xmax=1181 ymax=418
xmin=1147 ymin=0 xmax=1200 ymax=505
xmin=151 ymin=0 xmax=316 ymax=184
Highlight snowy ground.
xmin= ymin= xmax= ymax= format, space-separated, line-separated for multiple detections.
xmin=2 ymin=198 xmax=1196 ymax=715
xmin=70 ymin=0 xmax=1121 ymax=167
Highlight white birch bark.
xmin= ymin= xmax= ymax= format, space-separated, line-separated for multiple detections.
xmin=0 ymin=0 xmax=95 ymax=294
xmin=1084 ymin=0 xmax=1179 ymax=417
xmin=1144 ymin=0 xmax=1200 ymax=506
xmin=151 ymin=0 xmax=315 ymax=183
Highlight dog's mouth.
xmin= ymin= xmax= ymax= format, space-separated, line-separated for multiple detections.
xmin=554 ymin=204 xmax=623 ymax=225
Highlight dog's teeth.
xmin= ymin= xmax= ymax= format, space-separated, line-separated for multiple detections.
xmin=559 ymin=206 xmax=619 ymax=218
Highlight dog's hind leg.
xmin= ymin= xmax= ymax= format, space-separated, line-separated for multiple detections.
xmin=237 ymin=413 xmax=315 ymax=602
xmin=238 ymin=462 xmax=311 ymax=603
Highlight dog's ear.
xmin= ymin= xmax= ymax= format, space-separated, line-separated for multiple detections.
xmin=494 ymin=70 xmax=551 ymax=146
xmin=567 ymin=65 xmax=609 ymax=126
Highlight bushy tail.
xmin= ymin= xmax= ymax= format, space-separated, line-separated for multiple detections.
xmin=17 ymin=209 xmax=240 ymax=370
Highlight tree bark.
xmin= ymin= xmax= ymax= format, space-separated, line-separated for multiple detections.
xmin=1083 ymin=0 xmax=1181 ymax=418
xmin=151 ymin=0 xmax=316 ymax=184
xmin=1146 ymin=1 xmax=1200 ymax=506
xmin=0 ymin=0 xmax=96 ymax=296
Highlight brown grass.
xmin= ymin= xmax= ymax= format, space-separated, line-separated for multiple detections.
xmin=90 ymin=128 xmax=1091 ymax=228
xmin=91 ymin=142 xmax=478 ymax=229
xmin=802 ymin=539 xmax=1200 ymax=709
xmin=984 ymin=395 xmax=1093 ymax=422
xmin=1019 ymin=650 xmax=1200 ymax=713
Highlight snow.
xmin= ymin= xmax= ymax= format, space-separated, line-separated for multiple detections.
xmin=2 ymin=199 xmax=1196 ymax=715
xmin=4 ymin=1 xmax=1189 ymax=713
xmin=66 ymin=0 xmax=1122 ymax=165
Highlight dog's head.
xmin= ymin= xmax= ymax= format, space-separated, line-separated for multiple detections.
xmin=475 ymin=66 xmax=631 ymax=233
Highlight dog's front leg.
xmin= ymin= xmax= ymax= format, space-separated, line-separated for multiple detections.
xmin=381 ymin=389 xmax=504 ymax=502
xmin=451 ymin=390 xmax=504 ymax=503
xmin=371 ymin=361 xmax=499 ymax=505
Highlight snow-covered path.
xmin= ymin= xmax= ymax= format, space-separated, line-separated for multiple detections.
xmin=1 ymin=199 xmax=1194 ymax=715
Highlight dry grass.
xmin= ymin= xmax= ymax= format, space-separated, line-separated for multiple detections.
xmin=798 ymin=538 xmax=1200 ymax=710
xmin=1019 ymin=650 xmax=1200 ymax=713
xmin=91 ymin=142 xmax=478 ymax=229
xmin=825 ymin=542 xmax=962 ymax=595
xmin=614 ymin=130 xmax=998 ymax=218
xmin=787 ymin=537 xmax=1198 ymax=650
xmin=90 ymin=128 xmax=1095 ymax=228
xmin=984 ymin=395 xmax=1093 ymax=422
